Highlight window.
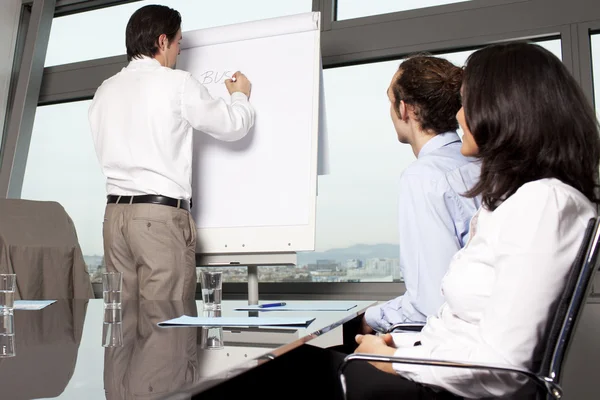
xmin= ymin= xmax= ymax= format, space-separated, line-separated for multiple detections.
xmin=45 ymin=0 xmax=312 ymax=67
xmin=592 ymin=33 xmax=600 ymax=118
xmin=21 ymin=101 xmax=107 ymax=282
xmin=25 ymin=38 xmax=561 ymax=285
xmin=336 ymin=0 xmax=474 ymax=21
xmin=293 ymin=38 xmax=562 ymax=284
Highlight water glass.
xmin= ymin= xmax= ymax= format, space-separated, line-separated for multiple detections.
xmin=199 ymin=309 xmax=223 ymax=350
xmin=102 ymin=307 xmax=123 ymax=347
xmin=200 ymin=271 xmax=222 ymax=310
xmin=0 ymin=274 xmax=16 ymax=315
xmin=203 ymin=309 xmax=222 ymax=318
xmin=0 ymin=312 xmax=15 ymax=357
xmin=102 ymin=272 xmax=122 ymax=309
xmin=199 ymin=327 xmax=224 ymax=350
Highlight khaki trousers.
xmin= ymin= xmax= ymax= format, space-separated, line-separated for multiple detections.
xmin=104 ymin=300 xmax=199 ymax=399
xmin=103 ymin=203 xmax=197 ymax=300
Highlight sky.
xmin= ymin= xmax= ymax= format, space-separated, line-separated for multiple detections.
xmin=18 ymin=1 xmax=599 ymax=257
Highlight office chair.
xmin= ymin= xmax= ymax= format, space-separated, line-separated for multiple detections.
xmin=339 ymin=217 xmax=600 ymax=400
xmin=385 ymin=322 xmax=425 ymax=333
xmin=0 ymin=199 xmax=94 ymax=299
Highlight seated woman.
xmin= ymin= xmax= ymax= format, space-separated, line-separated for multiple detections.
xmin=193 ymin=41 xmax=600 ymax=400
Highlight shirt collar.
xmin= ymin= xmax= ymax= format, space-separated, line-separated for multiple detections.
xmin=128 ymin=55 xmax=161 ymax=67
xmin=417 ymin=131 xmax=461 ymax=159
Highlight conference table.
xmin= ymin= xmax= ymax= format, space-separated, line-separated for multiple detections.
xmin=0 ymin=298 xmax=375 ymax=399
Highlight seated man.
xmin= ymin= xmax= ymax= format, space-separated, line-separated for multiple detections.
xmin=361 ymin=55 xmax=481 ymax=335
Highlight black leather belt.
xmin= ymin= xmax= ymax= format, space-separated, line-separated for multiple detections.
xmin=107 ymin=195 xmax=191 ymax=211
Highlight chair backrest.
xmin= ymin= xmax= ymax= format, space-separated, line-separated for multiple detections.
xmin=0 ymin=199 xmax=94 ymax=299
xmin=537 ymin=217 xmax=600 ymax=387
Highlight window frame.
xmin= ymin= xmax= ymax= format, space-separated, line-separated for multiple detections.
xmin=579 ymin=21 xmax=600 ymax=302
xmin=578 ymin=22 xmax=600 ymax=109
xmin=332 ymin=0 xmax=529 ymax=24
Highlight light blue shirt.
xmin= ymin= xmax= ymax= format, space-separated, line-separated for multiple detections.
xmin=365 ymin=132 xmax=481 ymax=331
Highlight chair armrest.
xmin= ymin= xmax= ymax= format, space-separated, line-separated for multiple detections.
xmin=385 ymin=322 xmax=426 ymax=333
xmin=338 ymin=353 xmax=562 ymax=400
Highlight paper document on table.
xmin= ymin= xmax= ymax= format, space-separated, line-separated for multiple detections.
xmin=234 ymin=302 xmax=357 ymax=311
xmin=158 ymin=315 xmax=315 ymax=328
xmin=14 ymin=300 xmax=56 ymax=310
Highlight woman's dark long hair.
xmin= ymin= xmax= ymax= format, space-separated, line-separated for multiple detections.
xmin=463 ymin=42 xmax=600 ymax=210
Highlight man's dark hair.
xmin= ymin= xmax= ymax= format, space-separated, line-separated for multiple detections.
xmin=392 ymin=55 xmax=464 ymax=134
xmin=125 ymin=5 xmax=181 ymax=62
xmin=462 ymin=41 xmax=600 ymax=210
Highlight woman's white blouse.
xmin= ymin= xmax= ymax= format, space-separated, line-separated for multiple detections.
xmin=390 ymin=178 xmax=597 ymax=398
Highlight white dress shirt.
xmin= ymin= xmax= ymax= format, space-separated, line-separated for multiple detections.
xmin=390 ymin=178 xmax=596 ymax=398
xmin=89 ymin=56 xmax=255 ymax=201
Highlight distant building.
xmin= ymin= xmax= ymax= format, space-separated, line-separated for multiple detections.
xmin=307 ymin=259 xmax=339 ymax=271
xmin=365 ymin=258 xmax=397 ymax=276
xmin=84 ymin=248 xmax=401 ymax=284
xmin=345 ymin=259 xmax=363 ymax=269
xmin=310 ymin=269 xmax=345 ymax=282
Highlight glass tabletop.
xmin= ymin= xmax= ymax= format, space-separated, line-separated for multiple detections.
xmin=0 ymin=298 xmax=375 ymax=399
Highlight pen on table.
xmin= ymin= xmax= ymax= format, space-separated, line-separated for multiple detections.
xmin=258 ymin=302 xmax=286 ymax=308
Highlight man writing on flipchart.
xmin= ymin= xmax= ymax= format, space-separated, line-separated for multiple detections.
xmin=89 ymin=4 xmax=255 ymax=300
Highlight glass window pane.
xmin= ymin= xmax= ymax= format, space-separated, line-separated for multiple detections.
xmin=336 ymin=0 xmax=474 ymax=21
xmin=592 ymin=33 xmax=600 ymax=118
xmin=538 ymin=38 xmax=562 ymax=61
xmin=26 ymin=39 xmax=561 ymax=285
xmin=45 ymin=0 xmax=312 ymax=67
xmin=21 ymin=101 xmax=106 ymax=282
